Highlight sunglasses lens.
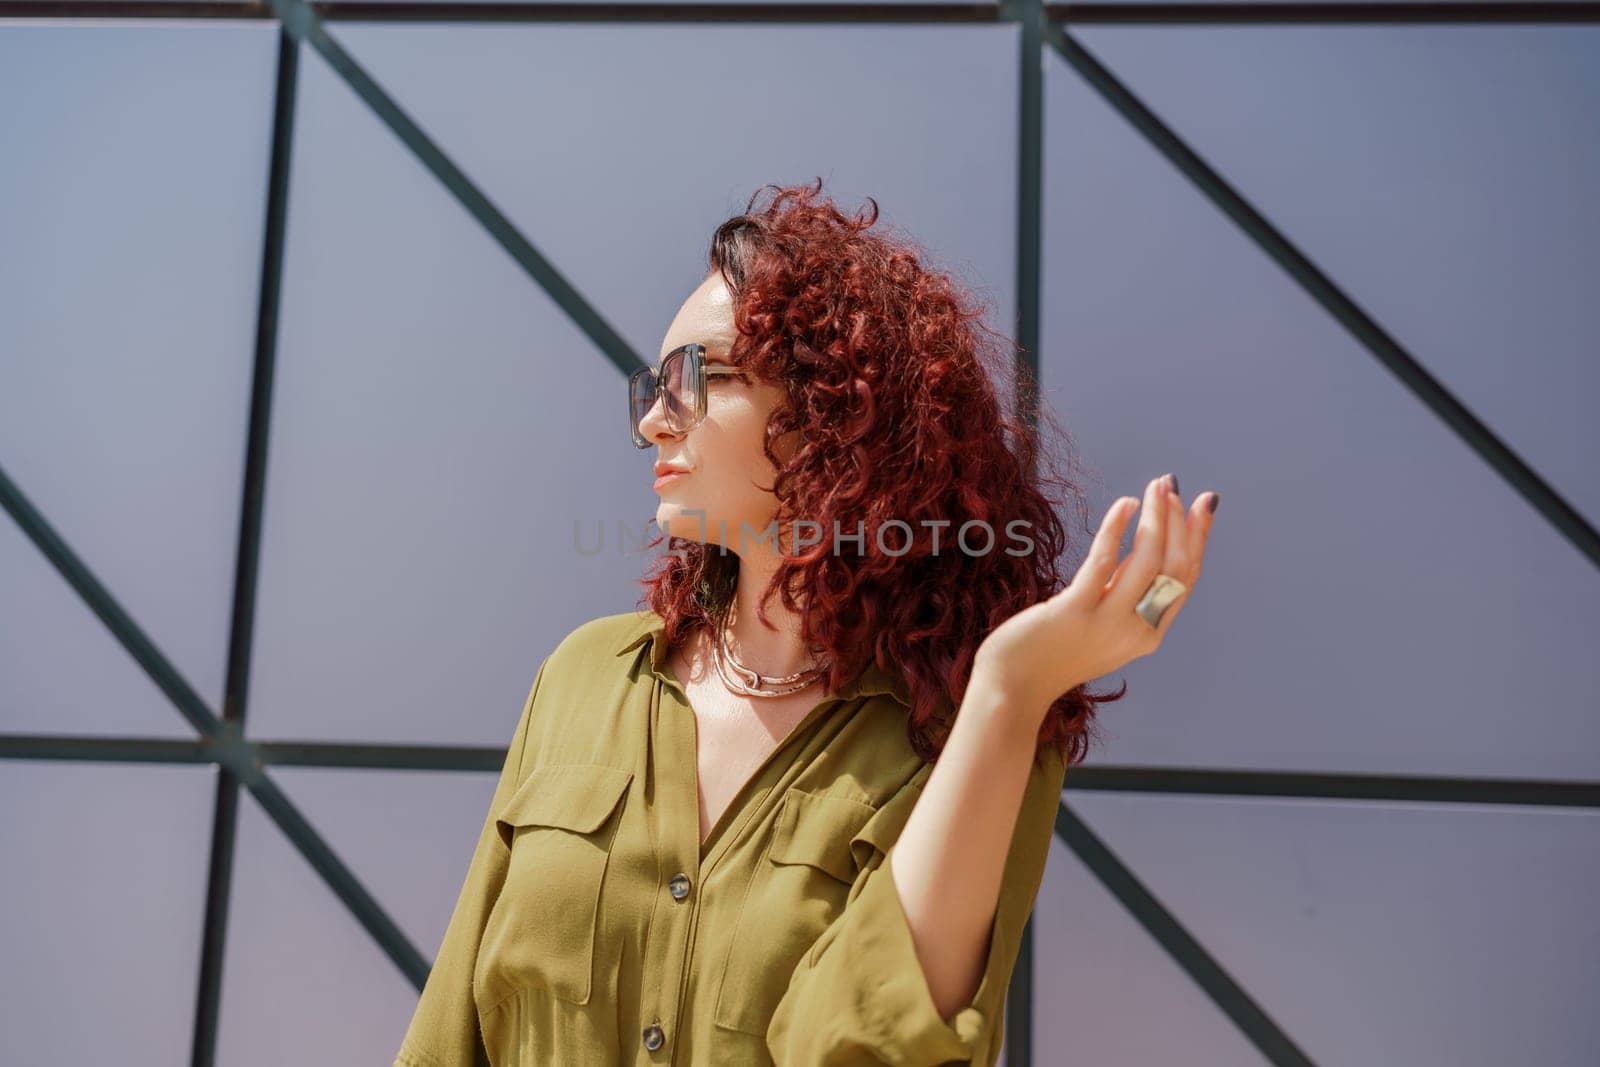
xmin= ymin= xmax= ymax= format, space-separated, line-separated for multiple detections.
xmin=629 ymin=347 xmax=703 ymax=445
xmin=661 ymin=349 xmax=697 ymax=430
xmin=629 ymin=371 xmax=656 ymax=445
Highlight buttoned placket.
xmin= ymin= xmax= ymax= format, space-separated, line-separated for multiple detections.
xmin=635 ymin=637 xmax=858 ymax=1064
xmin=640 ymin=664 xmax=774 ymax=1064
xmin=616 ymin=615 xmax=913 ymax=1065
xmin=636 ymin=663 xmax=700 ymax=1064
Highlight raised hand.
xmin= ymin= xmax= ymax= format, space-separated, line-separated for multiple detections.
xmin=973 ymin=473 xmax=1220 ymax=725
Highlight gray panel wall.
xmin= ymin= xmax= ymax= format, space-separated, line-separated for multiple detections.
xmin=2 ymin=12 xmax=1594 ymax=1067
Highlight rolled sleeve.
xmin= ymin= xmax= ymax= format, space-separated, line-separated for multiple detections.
xmin=765 ymin=742 xmax=1068 ymax=1066
xmin=392 ymin=656 xmax=549 ymax=1067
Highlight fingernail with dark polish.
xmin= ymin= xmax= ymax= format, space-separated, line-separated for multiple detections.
xmin=1207 ymin=492 xmax=1220 ymax=514
xmin=1166 ymin=473 xmax=1179 ymax=496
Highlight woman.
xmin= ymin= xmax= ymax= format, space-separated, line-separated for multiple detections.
xmin=394 ymin=179 xmax=1218 ymax=1067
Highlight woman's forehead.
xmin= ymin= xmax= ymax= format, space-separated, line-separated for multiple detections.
xmin=659 ymin=274 xmax=736 ymax=362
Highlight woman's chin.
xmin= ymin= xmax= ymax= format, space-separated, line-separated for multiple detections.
xmin=657 ymin=502 xmax=710 ymax=543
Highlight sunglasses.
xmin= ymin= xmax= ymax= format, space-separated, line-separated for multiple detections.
xmin=629 ymin=342 xmax=747 ymax=448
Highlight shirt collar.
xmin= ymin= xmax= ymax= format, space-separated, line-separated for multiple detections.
xmin=612 ymin=609 xmax=912 ymax=707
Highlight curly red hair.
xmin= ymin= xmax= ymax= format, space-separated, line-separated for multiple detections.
xmin=638 ymin=177 xmax=1126 ymax=769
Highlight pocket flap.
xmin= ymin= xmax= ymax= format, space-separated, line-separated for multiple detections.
xmin=769 ymin=790 xmax=877 ymax=883
xmin=847 ymin=777 xmax=926 ymax=872
xmin=496 ymin=763 xmax=633 ymax=838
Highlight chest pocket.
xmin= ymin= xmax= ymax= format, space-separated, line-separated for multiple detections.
xmin=713 ymin=788 xmax=877 ymax=1035
xmin=847 ymin=775 xmax=926 ymax=871
xmin=475 ymin=763 xmax=632 ymax=1010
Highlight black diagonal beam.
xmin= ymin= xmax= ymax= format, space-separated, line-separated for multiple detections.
xmin=190 ymin=26 xmax=300 ymax=1067
xmin=1055 ymin=799 xmax=1317 ymax=1065
xmin=0 ymin=463 xmax=427 ymax=990
xmin=264 ymin=0 xmax=648 ymax=382
xmin=1045 ymin=24 xmax=1600 ymax=574
xmin=0 ymin=474 xmax=220 ymax=739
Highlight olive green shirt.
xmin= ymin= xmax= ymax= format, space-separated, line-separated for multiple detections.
xmin=394 ymin=608 xmax=1067 ymax=1067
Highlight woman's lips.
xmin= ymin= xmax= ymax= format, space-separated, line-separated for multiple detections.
xmin=653 ymin=470 xmax=690 ymax=491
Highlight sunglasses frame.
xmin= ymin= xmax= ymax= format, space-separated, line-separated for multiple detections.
xmin=629 ymin=342 xmax=746 ymax=448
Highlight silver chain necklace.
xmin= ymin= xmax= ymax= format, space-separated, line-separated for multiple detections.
xmin=711 ymin=610 xmax=832 ymax=698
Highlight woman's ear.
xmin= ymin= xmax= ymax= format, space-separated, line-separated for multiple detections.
xmin=773 ymin=425 xmax=803 ymax=466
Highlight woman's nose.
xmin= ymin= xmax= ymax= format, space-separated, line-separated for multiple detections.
xmin=637 ymin=386 xmax=679 ymax=444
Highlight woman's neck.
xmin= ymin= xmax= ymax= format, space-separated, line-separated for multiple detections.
xmin=721 ymin=548 xmax=820 ymax=682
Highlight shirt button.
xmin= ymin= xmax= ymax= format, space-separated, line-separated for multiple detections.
xmin=642 ymin=1023 xmax=665 ymax=1051
xmin=669 ymin=873 xmax=692 ymax=901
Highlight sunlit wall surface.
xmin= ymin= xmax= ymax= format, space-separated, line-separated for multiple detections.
xmin=2 ymin=5 xmax=1596 ymax=1065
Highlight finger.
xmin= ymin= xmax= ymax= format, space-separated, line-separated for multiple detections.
xmin=1104 ymin=543 xmax=1131 ymax=596
xmin=1162 ymin=478 xmax=1191 ymax=583
xmin=1101 ymin=483 xmax=1155 ymax=596
xmin=1186 ymin=491 xmax=1219 ymax=583
xmin=1106 ymin=475 xmax=1165 ymax=593
xmin=1144 ymin=486 xmax=1207 ymax=639
xmin=1105 ymin=474 xmax=1170 ymax=614
xmin=1103 ymin=505 xmax=1143 ymax=594
xmin=1074 ymin=495 xmax=1140 ymax=594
